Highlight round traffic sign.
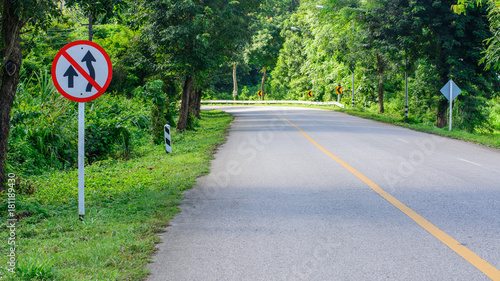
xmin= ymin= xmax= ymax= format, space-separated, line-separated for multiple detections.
xmin=52 ymin=40 xmax=112 ymax=102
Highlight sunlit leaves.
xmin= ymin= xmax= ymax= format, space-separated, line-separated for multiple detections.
xmin=64 ymin=0 xmax=127 ymax=23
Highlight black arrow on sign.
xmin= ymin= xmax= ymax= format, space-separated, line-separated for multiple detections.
xmin=64 ymin=66 xmax=78 ymax=88
xmin=82 ymin=51 xmax=96 ymax=92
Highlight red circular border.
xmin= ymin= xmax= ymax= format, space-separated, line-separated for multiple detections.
xmin=51 ymin=40 xmax=113 ymax=102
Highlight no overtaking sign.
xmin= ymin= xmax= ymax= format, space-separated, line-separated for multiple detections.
xmin=52 ymin=40 xmax=112 ymax=102
xmin=51 ymin=40 xmax=113 ymax=219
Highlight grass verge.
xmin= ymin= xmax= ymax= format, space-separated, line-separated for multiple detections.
xmin=0 ymin=110 xmax=233 ymax=280
xmin=334 ymin=107 xmax=500 ymax=149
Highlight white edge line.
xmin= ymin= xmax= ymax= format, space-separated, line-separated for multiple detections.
xmin=458 ymin=158 xmax=482 ymax=166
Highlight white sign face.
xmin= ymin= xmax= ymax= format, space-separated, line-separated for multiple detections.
xmin=52 ymin=40 xmax=112 ymax=102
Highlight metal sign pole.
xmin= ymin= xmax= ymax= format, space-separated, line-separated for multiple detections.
xmin=449 ymin=81 xmax=453 ymax=131
xmin=351 ymin=72 xmax=355 ymax=107
xmin=79 ymin=11 xmax=92 ymax=220
xmin=440 ymin=80 xmax=461 ymax=131
xmin=351 ymin=22 xmax=355 ymax=108
xmin=405 ymin=49 xmax=408 ymax=118
xmin=78 ymin=102 xmax=85 ymax=219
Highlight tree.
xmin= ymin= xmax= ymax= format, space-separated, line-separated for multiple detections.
xmin=358 ymin=0 xmax=417 ymax=114
xmin=357 ymin=0 xmax=495 ymax=126
xmin=0 ymin=0 xmax=61 ymax=190
xmin=65 ymin=0 xmax=127 ymax=30
xmin=454 ymin=1 xmax=500 ymax=71
xmin=415 ymin=0 xmax=495 ymax=129
xmin=245 ymin=26 xmax=282 ymax=100
xmin=146 ymin=0 xmax=258 ymax=130
xmin=272 ymin=1 xmax=353 ymax=101
xmin=245 ymin=0 xmax=298 ymax=100
xmin=271 ymin=17 xmax=308 ymax=100
xmin=228 ymin=42 xmax=246 ymax=100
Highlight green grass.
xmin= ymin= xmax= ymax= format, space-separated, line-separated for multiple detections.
xmin=0 ymin=110 xmax=233 ymax=280
xmin=334 ymin=107 xmax=500 ymax=149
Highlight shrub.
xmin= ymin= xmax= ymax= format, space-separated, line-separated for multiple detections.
xmin=85 ymin=95 xmax=150 ymax=163
xmin=8 ymin=70 xmax=150 ymax=174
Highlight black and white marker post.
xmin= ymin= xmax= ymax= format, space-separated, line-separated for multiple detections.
xmin=165 ymin=125 xmax=172 ymax=154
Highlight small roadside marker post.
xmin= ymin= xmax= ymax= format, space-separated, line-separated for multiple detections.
xmin=165 ymin=124 xmax=172 ymax=154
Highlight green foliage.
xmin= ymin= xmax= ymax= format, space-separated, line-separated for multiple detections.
xmin=0 ymin=0 xmax=61 ymax=49
xmin=22 ymin=21 xmax=81 ymax=79
xmin=9 ymin=69 xmax=76 ymax=174
xmin=93 ymin=24 xmax=154 ymax=96
xmin=85 ymin=100 xmax=133 ymax=162
xmin=186 ymin=114 xmax=200 ymax=130
xmin=64 ymin=0 xmax=127 ymax=24
xmin=269 ymin=0 xmax=500 ymax=130
xmin=8 ymin=70 xmax=150 ymax=174
xmin=133 ymin=80 xmax=173 ymax=144
xmin=453 ymin=1 xmax=500 ymax=72
xmin=145 ymin=0 xmax=259 ymax=76
xmin=245 ymin=21 xmax=284 ymax=69
xmin=455 ymin=94 xmax=491 ymax=132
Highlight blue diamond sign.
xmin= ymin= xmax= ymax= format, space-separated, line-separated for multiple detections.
xmin=440 ymin=79 xmax=461 ymax=101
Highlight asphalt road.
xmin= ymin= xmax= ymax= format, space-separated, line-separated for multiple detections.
xmin=148 ymin=106 xmax=500 ymax=281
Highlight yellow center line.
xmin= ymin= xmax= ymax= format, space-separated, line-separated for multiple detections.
xmin=271 ymin=112 xmax=500 ymax=280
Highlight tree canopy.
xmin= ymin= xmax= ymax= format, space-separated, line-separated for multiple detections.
xmin=2 ymin=0 xmax=500 ymax=189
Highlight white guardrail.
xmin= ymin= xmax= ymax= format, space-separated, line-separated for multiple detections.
xmin=201 ymin=100 xmax=345 ymax=108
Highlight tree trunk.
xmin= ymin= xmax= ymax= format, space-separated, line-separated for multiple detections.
xmin=177 ymin=76 xmax=193 ymax=131
xmin=436 ymin=97 xmax=448 ymax=128
xmin=189 ymin=88 xmax=202 ymax=119
xmin=436 ymin=61 xmax=449 ymax=128
xmin=377 ymin=75 xmax=384 ymax=114
xmin=261 ymin=66 xmax=267 ymax=100
xmin=0 ymin=1 xmax=23 ymax=191
xmin=88 ymin=10 xmax=93 ymax=41
xmin=193 ymin=89 xmax=202 ymax=119
xmin=435 ymin=40 xmax=449 ymax=128
xmin=377 ymin=54 xmax=385 ymax=114
xmin=232 ymin=64 xmax=238 ymax=94
xmin=188 ymin=85 xmax=196 ymax=116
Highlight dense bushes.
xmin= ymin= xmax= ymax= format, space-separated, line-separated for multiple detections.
xmin=8 ymin=70 xmax=151 ymax=176
xmin=84 ymin=95 xmax=149 ymax=162
xmin=133 ymin=79 xmax=179 ymax=144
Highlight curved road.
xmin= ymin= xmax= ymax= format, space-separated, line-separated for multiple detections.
xmin=148 ymin=106 xmax=500 ymax=281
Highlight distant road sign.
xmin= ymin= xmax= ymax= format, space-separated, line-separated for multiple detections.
xmin=440 ymin=79 xmax=462 ymax=131
xmin=257 ymin=90 xmax=263 ymax=97
xmin=52 ymin=40 xmax=112 ymax=102
xmin=336 ymin=85 xmax=343 ymax=95
xmin=307 ymin=90 xmax=313 ymax=98
xmin=440 ymin=79 xmax=461 ymax=101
